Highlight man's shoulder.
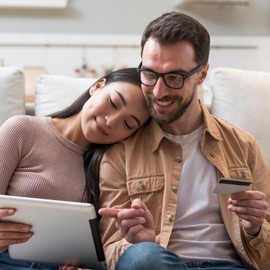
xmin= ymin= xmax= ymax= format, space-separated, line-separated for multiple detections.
xmin=212 ymin=114 xmax=256 ymax=144
xmin=125 ymin=122 xmax=152 ymax=142
xmin=107 ymin=123 xmax=153 ymax=158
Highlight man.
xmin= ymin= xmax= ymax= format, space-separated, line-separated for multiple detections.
xmin=98 ymin=12 xmax=270 ymax=270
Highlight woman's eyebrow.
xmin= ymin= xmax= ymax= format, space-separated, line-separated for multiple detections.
xmin=115 ymin=91 xmax=126 ymax=106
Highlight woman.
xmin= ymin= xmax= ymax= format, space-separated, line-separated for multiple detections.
xmin=0 ymin=68 xmax=150 ymax=269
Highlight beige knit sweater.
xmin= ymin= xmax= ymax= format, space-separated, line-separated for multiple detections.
xmin=0 ymin=115 xmax=86 ymax=202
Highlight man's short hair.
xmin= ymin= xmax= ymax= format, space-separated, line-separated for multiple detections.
xmin=141 ymin=12 xmax=210 ymax=66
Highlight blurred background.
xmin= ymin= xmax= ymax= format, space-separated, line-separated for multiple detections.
xmin=0 ymin=0 xmax=269 ymax=102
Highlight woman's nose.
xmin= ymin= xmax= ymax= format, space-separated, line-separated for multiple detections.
xmin=105 ymin=114 xmax=118 ymax=129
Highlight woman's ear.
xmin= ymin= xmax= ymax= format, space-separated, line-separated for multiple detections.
xmin=89 ymin=78 xmax=107 ymax=96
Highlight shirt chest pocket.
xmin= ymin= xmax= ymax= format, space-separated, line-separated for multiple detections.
xmin=127 ymin=176 xmax=165 ymax=231
xmin=228 ymin=167 xmax=253 ymax=190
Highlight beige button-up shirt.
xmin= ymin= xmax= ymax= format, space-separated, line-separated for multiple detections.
xmin=99 ymin=103 xmax=270 ymax=270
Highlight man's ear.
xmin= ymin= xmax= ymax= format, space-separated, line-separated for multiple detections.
xmin=89 ymin=78 xmax=107 ymax=96
xmin=197 ymin=63 xmax=209 ymax=85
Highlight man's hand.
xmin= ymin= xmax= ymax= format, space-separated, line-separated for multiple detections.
xmin=228 ymin=191 xmax=269 ymax=236
xmin=99 ymin=198 xmax=155 ymax=244
xmin=0 ymin=209 xmax=33 ymax=253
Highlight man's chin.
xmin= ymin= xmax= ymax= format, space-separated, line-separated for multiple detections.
xmin=150 ymin=111 xmax=171 ymax=125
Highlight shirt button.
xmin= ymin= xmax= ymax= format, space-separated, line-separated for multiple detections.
xmin=240 ymin=172 xmax=246 ymax=179
xmin=167 ymin=215 xmax=174 ymax=222
xmin=138 ymin=183 xmax=145 ymax=190
xmin=175 ymin=156 xmax=182 ymax=163
xmin=172 ymin=186 xmax=178 ymax=193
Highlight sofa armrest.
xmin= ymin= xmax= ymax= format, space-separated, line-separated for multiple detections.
xmin=0 ymin=67 xmax=25 ymax=126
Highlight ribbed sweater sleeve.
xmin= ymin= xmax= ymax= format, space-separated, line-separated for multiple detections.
xmin=0 ymin=116 xmax=33 ymax=194
xmin=0 ymin=115 xmax=86 ymax=202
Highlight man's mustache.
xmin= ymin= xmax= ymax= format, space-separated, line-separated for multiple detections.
xmin=144 ymin=93 xmax=182 ymax=103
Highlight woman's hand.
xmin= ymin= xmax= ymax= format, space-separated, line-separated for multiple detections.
xmin=0 ymin=208 xmax=32 ymax=253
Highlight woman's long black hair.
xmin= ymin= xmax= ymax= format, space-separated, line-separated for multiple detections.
xmin=49 ymin=68 xmax=142 ymax=214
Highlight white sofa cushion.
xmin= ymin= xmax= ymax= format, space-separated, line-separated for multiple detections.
xmin=210 ymin=67 xmax=270 ymax=165
xmin=35 ymin=75 xmax=97 ymax=116
xmin=0 ymin=67 xmax=25 ymax=126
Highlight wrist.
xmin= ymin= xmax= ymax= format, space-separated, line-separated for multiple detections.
xmin=244 ymin=226 xmax=261 ymax=237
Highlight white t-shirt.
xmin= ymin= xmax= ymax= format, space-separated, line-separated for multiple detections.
xmin=166 ymin=124 xmax=242 ymax=265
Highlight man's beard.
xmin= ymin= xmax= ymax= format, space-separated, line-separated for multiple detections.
xmin=144 ymin=82 xmax=196 ymax=125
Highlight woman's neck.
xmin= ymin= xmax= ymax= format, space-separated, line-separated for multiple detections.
xmin=51 ymin=113 xmax=91 ymax=148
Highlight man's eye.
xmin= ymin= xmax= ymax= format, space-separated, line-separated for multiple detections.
xmin=110 ymin=98 xmax=117 ymax=109
xmin=124 ymin=120 xmax=132 ymax=130
xmin=166 ymin=74 xmax=181 ymax=81
xmin=144 ymin=71 xmax=156 ymax=79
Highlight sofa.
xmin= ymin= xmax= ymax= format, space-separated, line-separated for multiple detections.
xmin=0 ymin=66 xmax=269 ymax=270
xmin=0 ymin=67 xmax=26 ymax=126
xmin=2 ymin=66 xmax=270 ymax=167
xmin=210 ymin=67 xmax=270 ymax=168
xmin=0 ymin=66 xmax=97 ymax=125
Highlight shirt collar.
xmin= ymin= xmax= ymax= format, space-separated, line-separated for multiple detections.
xmin=149 ymin=101 xmax=223 ymax=152
xmin=200 ymin=100 xmax=223 ymax=141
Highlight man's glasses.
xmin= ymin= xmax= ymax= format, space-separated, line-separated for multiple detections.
xmin=137 ymin=62 xmax=203 ymax=89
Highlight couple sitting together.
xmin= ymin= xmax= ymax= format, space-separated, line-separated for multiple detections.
xmin=0 ymin=11 xmax=269 ymax=270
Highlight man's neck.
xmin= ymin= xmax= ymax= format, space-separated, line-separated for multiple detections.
xmin=160 ymin=99 xmax=203 ymax=136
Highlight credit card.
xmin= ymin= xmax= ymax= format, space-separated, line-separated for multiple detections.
xmin=213 ymin=178 xmax=252 ymax=195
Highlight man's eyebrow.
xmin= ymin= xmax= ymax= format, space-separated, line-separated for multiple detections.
xmin=141 ymin=65 xmax=188 ymax=74
xmin=115 ymin=91 xmax=126 ymax=107
xmin=131 ymin=115 xmax=140 ymax=127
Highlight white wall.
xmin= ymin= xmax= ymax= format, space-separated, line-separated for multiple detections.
xmin=0 ymin=0 xmax=269 ymax=36
xmin=0 ymin=0 xmax=270 ymax=85
xmin=1 ymin=33 xmax=270 ymax=87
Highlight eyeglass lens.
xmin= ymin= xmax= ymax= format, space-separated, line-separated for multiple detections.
xmin=140 ymin=70 xmax=184 ymax=89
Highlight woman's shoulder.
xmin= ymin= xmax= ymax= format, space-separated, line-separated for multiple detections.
xmin=0 ymin=115 xmax=49 ymax=145
xmin=0 ymin=115 xmax=37 ymax=156
xmin=1 ymin=115 xmax=35 ymax=133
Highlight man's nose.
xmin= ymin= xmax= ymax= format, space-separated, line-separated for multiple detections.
xmin=152 ymin=77 xmax=171 ymax=99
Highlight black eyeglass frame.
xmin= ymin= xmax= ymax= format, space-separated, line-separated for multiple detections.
xmin=137 ymin=62 xmax=203 ymax=89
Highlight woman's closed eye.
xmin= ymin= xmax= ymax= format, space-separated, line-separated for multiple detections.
xmin=124 ymin=120 xmax=132 ymax=130
xmin=110 ymin=97 xmax=117 ymax=109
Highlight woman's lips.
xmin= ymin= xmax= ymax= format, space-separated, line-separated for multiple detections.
xmin=95 ymin=120 xmax=108 ymax=136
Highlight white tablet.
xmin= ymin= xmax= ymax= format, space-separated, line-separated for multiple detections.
xmin=0 ymin=195 xmax=107 ymax=270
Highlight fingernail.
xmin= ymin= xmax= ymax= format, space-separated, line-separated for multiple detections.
xmin=140 ymin=218 xmax=145 ymax=223
xmin=23 ymin=226 xmax=30 ymax=232
xmin=24 ymin=233 xmax=32 ymax=237
xmin=22 ymin=239 xmax=29 ymax=242
xmin=7 ymin=210 xmax=14 ymax=215
xmin=228 ymin=205 xmax=233 ymax=211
